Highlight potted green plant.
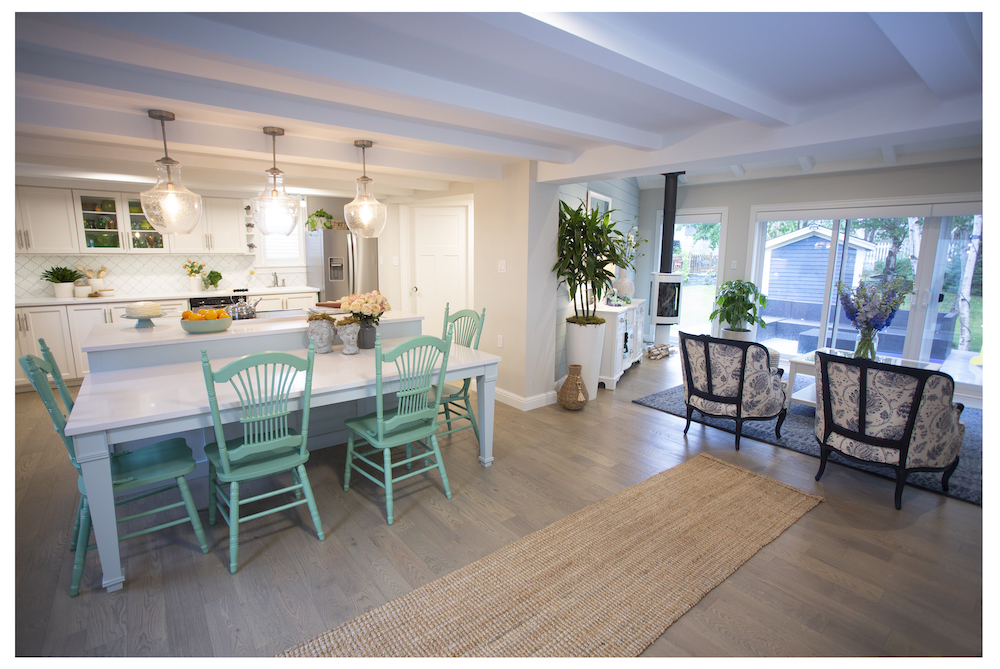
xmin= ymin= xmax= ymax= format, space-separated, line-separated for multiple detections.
xmin=709 ymin=279 xmax=768 ymax=341
xmin=203 ymin=270 xmax=222 ymax=290
xmin=305 ymin=208 xmax=335 ymax=232
xmin=42 ymin=266 xmax=84 ymax=298
xmin=551 ymin=199 xmax=631 ymax=401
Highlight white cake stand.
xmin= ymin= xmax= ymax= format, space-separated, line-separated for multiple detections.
xmin=120 ymin=314 xmax=165 ymax=329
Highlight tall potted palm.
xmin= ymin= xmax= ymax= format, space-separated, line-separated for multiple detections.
xmin=552 ymin=199 xmax=631 ymax=400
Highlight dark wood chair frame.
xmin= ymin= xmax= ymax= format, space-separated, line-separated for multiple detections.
xmin=814 ymin=351 xmax=963 ymax=510
xmin=678 ymin=331 xmax=787 ymax=451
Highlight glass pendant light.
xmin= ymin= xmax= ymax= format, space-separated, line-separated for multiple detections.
xmin=140 ymin=110 xmax=202 ymax=235
xmin=343 ymin=140 xmax=387 ymax=238
xmin=251 ymin=127 xmax=300 ymax=236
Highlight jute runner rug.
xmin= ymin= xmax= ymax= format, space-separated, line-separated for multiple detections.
xmin=279 ymin=453 xmax=821 ymax=657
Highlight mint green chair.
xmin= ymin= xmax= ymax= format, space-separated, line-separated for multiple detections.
xmin=436 ymin=304 xmax=485 ymax=441
xmin=343 ymin=329 xmax=453 ymax=525
xmin=201 ymin=340 xmax=324 ymax=574
xmin=20 ymin=339 xmax=208 ymax=597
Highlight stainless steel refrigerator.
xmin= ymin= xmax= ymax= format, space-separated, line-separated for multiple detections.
xmin=321 ymin=228 xmax=378 ymax=301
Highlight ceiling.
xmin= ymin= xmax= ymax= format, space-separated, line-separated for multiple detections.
xmin=15 ymin=12 xmax=983 ymax=201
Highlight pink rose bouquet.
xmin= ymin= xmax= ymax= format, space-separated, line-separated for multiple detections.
xmin=339 ymin=290 xmax=391 ymax=326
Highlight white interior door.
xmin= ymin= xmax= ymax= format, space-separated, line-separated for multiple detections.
xmin=407 ymin=206 xmax=468 ymax=336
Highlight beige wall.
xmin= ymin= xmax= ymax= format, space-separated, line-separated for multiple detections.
xmin=473 ymin=161 xmax=559 ymax=408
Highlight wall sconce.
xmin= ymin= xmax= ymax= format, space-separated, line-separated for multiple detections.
xmin=343 ymin=140 xmax=387 ymax=238
xmin=250 ymin=127 xmax=299 ymax=236
xmin=140 ymin=110 xmax=202 ymax=235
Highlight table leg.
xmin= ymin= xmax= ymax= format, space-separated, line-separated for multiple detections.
xmin=476 ymin=364 xmax=498 ymax=467
xmin=74 ymin=432 xmax=124 ymax=592
xmin=786 ymin=365 xmax=798 ymax=409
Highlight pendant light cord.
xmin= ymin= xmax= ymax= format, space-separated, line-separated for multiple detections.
xmin=160 ymin=119 xmax=170 ymax=159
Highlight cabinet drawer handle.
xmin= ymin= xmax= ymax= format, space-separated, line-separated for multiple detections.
xmin=16 ymin=230 xmax=23 ymax=249
xmin=24 ymin=231 xmax=30 ymax=249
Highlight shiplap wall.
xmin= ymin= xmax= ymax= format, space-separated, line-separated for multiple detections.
xmin=555 ymin=178 xmax=640 ymax=384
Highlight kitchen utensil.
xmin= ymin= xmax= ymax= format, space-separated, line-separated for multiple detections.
xmin=98 ymin=267 xmax=107 ymax=278
xmin=85 ymin=269 xmax=95 ymax=279
xmin=227 ymin=297 xmax=261 ymax=320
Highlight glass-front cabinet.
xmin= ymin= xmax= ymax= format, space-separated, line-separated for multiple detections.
xmin=74 ymin=191 xmax=169 ymax=253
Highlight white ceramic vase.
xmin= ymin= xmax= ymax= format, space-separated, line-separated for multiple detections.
xmin=307 ymin=320 xmax=337 ymax=354
xmin=720 ymin=328 xmax=754 ymax=342
xmin=565 ymin=319 xmax=606 ymax=401
xmin=189 ymin=275 xmax=203 ymax=292
xmin=613 ymin=267 xmax=635 ymax=299
xmin=336 ymin=322 xmax=361 ymax=355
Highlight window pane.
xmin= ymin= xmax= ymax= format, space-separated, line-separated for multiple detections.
xmin=674 ymin=222 xmax=719 ymax=336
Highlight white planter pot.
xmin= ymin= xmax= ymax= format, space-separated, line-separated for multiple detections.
xmin=53 ymin=282 xmax=74 ymax=298
xmin=565 ymin=320 xmax=606 ymax=401
xmin=189 ymin=275 xmax=204 ymax=292
xmin=721 ymin=328 xmax=754 ymax=342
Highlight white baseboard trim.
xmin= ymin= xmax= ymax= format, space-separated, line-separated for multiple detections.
xmin=494 ymin=387 xmax=558 ymax=412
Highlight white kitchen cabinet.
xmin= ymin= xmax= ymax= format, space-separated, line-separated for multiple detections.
xmin=594 ymin=299 xmax=645 ymax=391
xmin=68 ymin=300 xmax=188 ymax=375
xmin=15 ymin=186 xmax=81 ymax=255
xmin=171 ymin=197 xmax=250 ymax=255
xmin=249 ymin=292 xmax=319 ymax=312
xmin=15 ymin=305 xmax=76 ymax=384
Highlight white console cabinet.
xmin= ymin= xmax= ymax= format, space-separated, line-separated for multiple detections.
xmin=594 ymin=299 xmax=645 ymax=391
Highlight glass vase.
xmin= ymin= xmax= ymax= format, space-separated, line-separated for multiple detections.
xmin=854 ymin=328 xmax=879 ymax=360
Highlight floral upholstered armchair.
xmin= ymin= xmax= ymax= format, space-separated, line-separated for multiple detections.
xmin=678 ymin=332 xmax=787 ymax=450
xmin=813 ymin=351 xmax=965 ymax=509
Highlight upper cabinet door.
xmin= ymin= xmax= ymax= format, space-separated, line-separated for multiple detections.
xmin=169 ymin=201 xmax=210 ymax=254
xmin=121 ymin=195 xmax=170 ymax=253
xmin=74 ymin=190 xmax=127 ymax=254
xmin=16 ymin=186 xmax=81 ymax=255
xmin=203 ymin=198 xmax=250 ymax=254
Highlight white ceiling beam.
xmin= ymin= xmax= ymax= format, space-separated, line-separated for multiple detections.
xmin=18 ymin=13 xmax=662 ymax=152
xmin=477 ymin=12 xmax=797 ymax=128
xmin=537 ymin=83 xmax=981 ymax=184
xmin=869 ymin=12 xmax=982 ymax=100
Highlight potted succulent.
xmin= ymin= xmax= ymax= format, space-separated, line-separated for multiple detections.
xmin=709 ymin=279 xmax=768 ymax=341
xmin=551 ymin=198 xmax=631 ymax=401
xmin=42 ymin=266 xmax=84 ymax=298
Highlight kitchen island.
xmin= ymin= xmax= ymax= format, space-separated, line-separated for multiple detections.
xmin=63 ymin=322 xmax=501 ymax=593
xmin=81 ymin=310 xmax=424 ymax=372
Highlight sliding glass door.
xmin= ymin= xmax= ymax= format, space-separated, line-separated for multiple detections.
xmin=755 ymin=213 xmax=982 ymax=394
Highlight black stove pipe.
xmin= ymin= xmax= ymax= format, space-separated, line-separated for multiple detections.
xmin=659 ymin=171 xmax=685 ymax=273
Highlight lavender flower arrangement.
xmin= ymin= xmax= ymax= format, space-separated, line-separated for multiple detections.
xmin=837 ymin=277 xmax=912 ymax=358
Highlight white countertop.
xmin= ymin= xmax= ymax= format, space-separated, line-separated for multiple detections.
xmin=15 ymin=285 xmax=321 ymax=308
xmin=81 ymin=309 xmax=423 ymax=353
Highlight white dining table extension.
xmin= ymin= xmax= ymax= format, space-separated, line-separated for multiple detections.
xmin=63 ymin=339 xmax=501 ymax=593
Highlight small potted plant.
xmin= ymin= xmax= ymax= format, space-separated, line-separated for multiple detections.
xmin=183 ymin=260 xmax=206 ymax=292
xmin=42 ymin=266 xmax=84 ymax=298
xmin=709 ymin=279 xmax=768 ymax=341
xmin=203 ymin=270 xmax=222 ymax=291
xmin=335 ymin=315 xmax=361 ymax=355
xmin=306 ymin=313 xmax=337 ymax=353
xmin=338 ymin=290 xmax=391 ymax=348
xmin=305 ymin=208 xmax=335 ymax=232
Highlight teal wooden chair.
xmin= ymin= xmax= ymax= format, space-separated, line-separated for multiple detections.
xmin=343 ymin=328 xmax=453 ymax=525
xmin=200 ymin=340 xmax=324 ymax=574
xmin=436 ymin=304 xmax=485 ymax=442
xmin=20 ymin=339 xmax=208 ymax=597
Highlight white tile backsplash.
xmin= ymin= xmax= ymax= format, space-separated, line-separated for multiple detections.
xmin=16 ymin=254 xmax=308 ymax=299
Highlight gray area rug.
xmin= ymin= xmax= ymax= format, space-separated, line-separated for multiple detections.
xmin=633 ymin=378 xmax=982 ymax=506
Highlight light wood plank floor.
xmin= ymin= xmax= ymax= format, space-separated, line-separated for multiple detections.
xmin=15 ymin=352 xmax=982 ymax=656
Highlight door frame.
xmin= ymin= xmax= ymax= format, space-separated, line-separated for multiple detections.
xmin=398 ymin=198 xmax=475 ymax=322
